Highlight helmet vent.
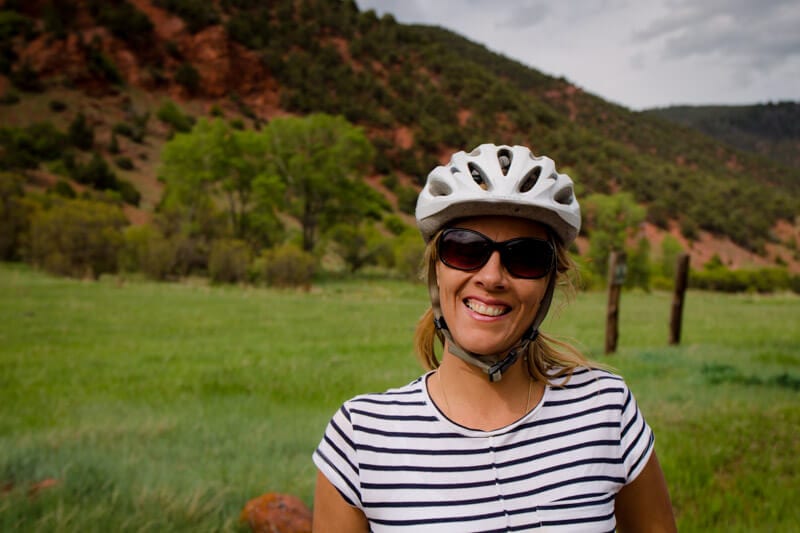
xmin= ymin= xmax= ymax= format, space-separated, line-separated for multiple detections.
xmin=497 ymin=149 xmax=512 ymax=176
xmin=429 ymin=178 xmax=452 ymax=197
xmin=554 ymin=185 xmax=575 ymax=205
xmin=467 ymin=163 xmax=489 ymax=191
xmin=519 ymin=166 xmax=542 ymax=193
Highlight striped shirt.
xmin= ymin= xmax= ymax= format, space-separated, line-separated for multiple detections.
xmin=313 ymin=367 xmax=654 ymax=532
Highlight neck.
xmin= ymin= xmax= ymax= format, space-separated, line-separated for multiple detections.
xmin=432 ymin=348 xmax=542 ymax=431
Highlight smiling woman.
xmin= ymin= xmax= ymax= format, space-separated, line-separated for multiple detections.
xmin=311 ymin=144 xmax=677 ymax=532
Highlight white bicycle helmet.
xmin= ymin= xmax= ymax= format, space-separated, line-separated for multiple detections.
xmin=415 ymin=144 xmax=581 ymax=382
xmin=416 ymin=144 xmax=580 ymax=245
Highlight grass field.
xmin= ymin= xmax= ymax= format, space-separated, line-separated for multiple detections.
xmin=1 ymin=263 xmax=799 ymax=532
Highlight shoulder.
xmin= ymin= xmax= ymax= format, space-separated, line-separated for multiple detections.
xmin=339 ymin=374 xmax=431 ymax=419
xmin=549 ymin=366 xmax=628 ymax=391
xmin=542 ymin=366 xmax=633 ymax=412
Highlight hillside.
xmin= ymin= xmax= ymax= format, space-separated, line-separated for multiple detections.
xmin=644 ymin=102 xmax=800 ymax=170
xmin=1 ymin=0 xmax=799 ymax=273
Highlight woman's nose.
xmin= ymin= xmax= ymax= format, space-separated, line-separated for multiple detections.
xmin=473 ymin=251 xmax=507 ymax=288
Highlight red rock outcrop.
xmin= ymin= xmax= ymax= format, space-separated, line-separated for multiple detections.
xmin=240 ymin=492 xmax=312 ymax=533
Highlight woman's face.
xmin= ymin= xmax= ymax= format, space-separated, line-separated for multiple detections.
xmin=435 ymin=216 xmax=550 ymax=357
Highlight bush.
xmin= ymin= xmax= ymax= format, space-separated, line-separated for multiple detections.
xmin=68 ymin=112 xmax=94 ymax=150
xmin=391 ymin=233 xmax=425 ymax=281
xmin=116 ymin=179 xmax=141 ymax=206
xmin=208 ymin=238 xmax=251 ymax=283
xmin=50 ymin=179 xmax=76 ymax=199
xmin=0 ymin=172 xmax=29 ymax=260
xmin=689 ymin=265 xmax=797 ymax=294
xmin=175 ymin=62 xmax=200 ymax=94
xmin=87 ymin=0 xmax=154 ymax=47
xmin=257 ymin=244 xmax=316 ymax=288
xmin=114 ymin=156 xmax=134 ymax=170
xmin=383 ymin=214 xmax=410 ymax=236
xmin=154 ymin=0 xmax=220 ymax=33
xmin=49 ymin=100 xmax=67 ymax=112
xmin=156 ymin=99 xmax=195 ymax=133
xmin=72 ymin=153 xmax=118 ymax=190
xmin=27 ymin=198 xmax=128 ymax=279
xmin=120 ymin=225 xmax=176 ymax=280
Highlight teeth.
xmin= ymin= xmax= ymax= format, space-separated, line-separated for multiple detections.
xmin=466 ymin=299 xmax=508 ymax=317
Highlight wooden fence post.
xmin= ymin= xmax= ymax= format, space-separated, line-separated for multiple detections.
xmin=605 ymin=251 xmax=627 ymax=355
xmin=669 ymin=253 xmax=690 ymax=345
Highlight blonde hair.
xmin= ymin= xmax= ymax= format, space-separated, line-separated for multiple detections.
xmin=413 ymin=230 xmax=593 ymax=386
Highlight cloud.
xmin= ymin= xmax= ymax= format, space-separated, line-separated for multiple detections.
xmin=633 ymin=0 xmax=800 ymax=73
xmin=495 ymin=2 xmax=552 ymax=29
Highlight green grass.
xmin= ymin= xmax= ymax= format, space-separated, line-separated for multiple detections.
xmin=1 ymin=263 xmax=799 ymax=531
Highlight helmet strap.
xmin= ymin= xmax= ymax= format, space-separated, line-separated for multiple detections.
xmin=428 ymin=264 xmax=556 ymax=382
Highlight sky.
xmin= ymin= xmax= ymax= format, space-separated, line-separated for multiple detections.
xmin=355 ymin=0 xmax=800 ymax=111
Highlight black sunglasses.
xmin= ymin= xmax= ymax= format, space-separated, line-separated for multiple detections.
xmin=437 ymin=228 xmax=555 ymax=279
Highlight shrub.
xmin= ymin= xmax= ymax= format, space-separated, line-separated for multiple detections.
xmin=51 ymin=179 xmax=76 ymax=199
xmin=175 ymin=62 xmax=200 ymax=94
xmin=383 ymin=214 xmax=410 ymax=236
xmin=72 ymin=153 xmax=118 ymax=190
xmin=689 ymin=266 xmax=796 ymax=294
xmin=257 ymin=244 xmax=316 ymax=288
xmin=154 ymin=0 xmax=220 ymax=33
xmin=391 ymin=233 xmax=425 ymax=282
xmin=68 ymin=112 xmax=94 ymax=150
xmin=116 ymin=179 xmax=141 ymax=206
xmin=395 ymin=185 xmax=418 ymax=215
xmin=114 ymin=156 xmax=134 ymax=170
xmin=156 ymin=99 xmax=195 ymax=133
xmin=120 ymin=225 xmax=176 ymax=280
xmin=87 ymin=0 xmax=153 ymax=47
xmin=0 ymin=172 xmax=29 ymax=260
xmin=27 ymin=198 xmax=128 ymax=279
xmin=49 ymin=100 xmax=67 ymax=112
xmin=208 ymin=238 xmax=251 ymax=283
xmin=113 ymin=116 xmax=147 ymax=143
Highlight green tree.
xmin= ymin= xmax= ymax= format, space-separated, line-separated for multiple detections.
xmin=159 ymin=118 xmax=282 ymax=246
xmin=583 ymin=192 xmax=646 ymax=279
xmin=625 ymin=236 xmax=651 ymax=291
xmin=258 ymin=113 xmax=377 ymax=251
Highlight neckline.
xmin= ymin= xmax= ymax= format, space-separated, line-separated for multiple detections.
xmin=422 ymin=370 xmax=549 ymax=437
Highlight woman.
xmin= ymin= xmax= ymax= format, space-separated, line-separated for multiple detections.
xmin=313 ymin=144 xmax=676 ymax=532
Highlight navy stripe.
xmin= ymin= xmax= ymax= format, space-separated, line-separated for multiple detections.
xmin=626 ymin=431 xmax=654 ymax=479
xmin=314 ymin=449 xmax=360 ymax=505
xmin=322 ymin=433 xmax=358 ymax=475
xmin=352 ymin=423 xmax=462 ymax=439
xmin=543 ymin=386 xmax=625 ymax=407
xmin=363 ymin=475 xmax=624 ymax=509
xmin=329 ymin=417 xmax=355 ymax=451
xmin=369 ymin=509 xmax=508 ymax=527
xmin=350 ymin=397 xmax=426 ymax=407
xmin=541 ymin=509 xmax=616 ymax=527
xmin=350 ymin=408 xmax=438 ymax=422
xmin=538 ymin=493 xmax=615 ymax=511
xmin=361 ymin=457 xmax=621 ymax=491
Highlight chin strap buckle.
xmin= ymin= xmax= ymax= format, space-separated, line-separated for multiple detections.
xmin=488 ymin=351 xmax=519 ymax=382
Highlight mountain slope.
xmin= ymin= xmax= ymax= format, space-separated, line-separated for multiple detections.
xmin=643 ymin=102 xmax=800 ymax=170
xmin=1 ymin=0 xmax=798 ymax=272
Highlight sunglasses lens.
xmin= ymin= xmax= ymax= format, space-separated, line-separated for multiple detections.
xmin=438 ymin=229 xmax=554 ymax=279
xmin=502 ymin=239 xmax=554 ymax=279
xmin=439 ymin=230 xmax=490 ymax=271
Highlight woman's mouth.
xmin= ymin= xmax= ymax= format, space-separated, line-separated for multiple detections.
xmin=464 ymin=298 xmax=510 ymax=317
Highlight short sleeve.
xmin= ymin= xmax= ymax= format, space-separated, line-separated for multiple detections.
xmin=312 ymin=404 xmax=362 ymax=508
xmin=619 ymin=383 xmax=655 ymax=484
